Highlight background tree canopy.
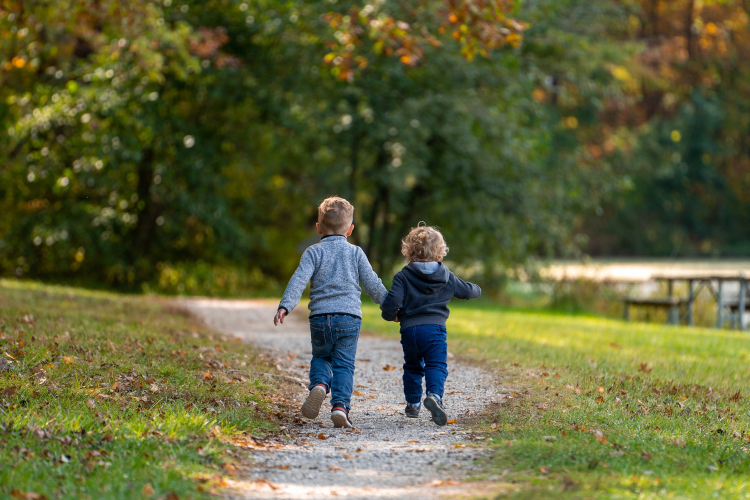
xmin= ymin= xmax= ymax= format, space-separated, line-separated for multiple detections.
xmin=1 ymin=0 xmax=748 ymax=294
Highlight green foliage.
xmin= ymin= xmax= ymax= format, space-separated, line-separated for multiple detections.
xmin=0 ymin=0 xmax=636 ymax=292
xmin=0 ymin=279 xmax=282 ymax=499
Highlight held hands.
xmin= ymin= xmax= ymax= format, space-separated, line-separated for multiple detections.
xmin=273 ymin=308 xmax=287 ymax=326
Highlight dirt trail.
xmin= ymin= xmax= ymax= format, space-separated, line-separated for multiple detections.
xmin=183 ymin=298 xmax=511 ymax=500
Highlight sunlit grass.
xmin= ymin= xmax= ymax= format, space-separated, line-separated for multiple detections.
xmin=0 ymin=279 xmax=282 ymax=500
xmin=362 ymin=301 xmax=750 ymax=499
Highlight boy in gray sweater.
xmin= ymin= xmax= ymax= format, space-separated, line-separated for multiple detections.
xmin=274 ymin=197 xmax=387 ymax=428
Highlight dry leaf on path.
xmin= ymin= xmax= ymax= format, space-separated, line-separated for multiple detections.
xmin=353 ymin=391 xmax=363 ymax=396
xmin=382 ymin=364 xmax=397 ymax=371
xmin=317 ymin=433 xmax=328 ymax=440
xmin=446 ymin=419 xmax=456 ymax=424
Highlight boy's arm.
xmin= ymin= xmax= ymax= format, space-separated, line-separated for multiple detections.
xmin=452 ymin=274 xmax=482 ymax=300
xmin=357 ymin=248 xmax=388 ymax=305
xmin=381 ymin=274 xmax=405 ymax=321
xmin=278 ymin=249 xmax=316 ymax=315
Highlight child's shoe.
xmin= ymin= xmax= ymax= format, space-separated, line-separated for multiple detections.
xmin=331 ymin=406 xmax=354 ymax=428
xmin=405 ymin=402 xmax=421 ymax=418
xmin=423 ymin=392 xmax=448 ymax=426
xmin=301 ymin=384 xmax=327 ymax=419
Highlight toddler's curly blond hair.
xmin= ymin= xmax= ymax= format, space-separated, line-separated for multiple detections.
xmin=401 ymin=225 xmax=449 ymax=263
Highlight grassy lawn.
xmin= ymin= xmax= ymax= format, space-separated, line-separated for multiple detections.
xmin=362 ymin=302 xmax=750 ymax=499
xmin=0 ymin=280 xmax=286 ymax=500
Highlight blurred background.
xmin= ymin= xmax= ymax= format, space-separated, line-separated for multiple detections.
xmin=2 ymin=0 xmax=749 ymax=318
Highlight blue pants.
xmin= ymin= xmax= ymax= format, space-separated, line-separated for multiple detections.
xmin=400 ymin=324 xmax=448 ymax=404
xmin=308 ymin=315 xmax=361 ymax=412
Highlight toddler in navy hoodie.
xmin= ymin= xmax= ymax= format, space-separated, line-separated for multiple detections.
xmin=380 ymin=224 xmax=481 ymax=425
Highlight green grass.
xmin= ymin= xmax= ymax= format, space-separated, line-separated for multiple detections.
xmin=361 ymin=302 xmax=750 ymax=499
xmin=0 ymin=280 xmax=285 ymax=500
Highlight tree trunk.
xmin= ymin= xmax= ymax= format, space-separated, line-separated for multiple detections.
xmin=685 ymin=0 xmax=695 ymax=59
xmin=131 ymin=148 xmax=159 ymax=261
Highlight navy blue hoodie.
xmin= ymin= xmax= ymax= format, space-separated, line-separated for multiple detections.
xmin=380 ymin=262 xmax=481 ymax=330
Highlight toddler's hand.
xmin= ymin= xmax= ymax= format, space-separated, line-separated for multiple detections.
xmin=394 ymin=315 xmax=399 ymax=323
xmin=273 ymin=308 xmax=287 ymax=326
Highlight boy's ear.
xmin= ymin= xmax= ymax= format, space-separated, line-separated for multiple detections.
xmin=346 ymin=224 xmax=354 ymax=237
xmin=316 ymin=222 xmax=323 ymax=235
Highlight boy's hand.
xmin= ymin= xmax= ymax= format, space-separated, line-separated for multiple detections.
xmin=394 ymin=315 xmax=399 ymax=323
xmin=273 ymin=308 xmax=287 ymax=326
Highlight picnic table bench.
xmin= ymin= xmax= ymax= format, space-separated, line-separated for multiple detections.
xmin=622 ymin=274 xmax=750 ymax=330
xmin=622 ymin=296 xmax=687 ymax=324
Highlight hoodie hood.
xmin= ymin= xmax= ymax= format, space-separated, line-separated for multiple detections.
xmin=402 ymin=262 xmax=450 ymax=295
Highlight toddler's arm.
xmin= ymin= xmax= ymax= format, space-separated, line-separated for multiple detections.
xmin=277 ymin=249 xmax=316 ymax=318
xmin=452 ymin=274 xmax=482 ymax=300
xmin=357 ymin=248 xmax=387 ymax=305
xmin=381 ymin=274 xmax=404 ymax=321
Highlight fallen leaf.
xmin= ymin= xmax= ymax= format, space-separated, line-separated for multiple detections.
xmin=142 ymin=484 xmax=154 ymax=496
xmin=597 ymin=386 xmax=605 ymax=393
xmin=446 ymin=419 xmax=456 ymax=425
xmin=454 ymin=444 xmax=464 ymax=448
xmin=343 ymin=454 xmax=354 ymax=459
xmin=279 ymin=465 xmax=289 ymax=469
xmin=408 ymin=440 xmax=419 ymax=443
xmin=329 ymin=465 xmax=341 ymax=471
xmin=62 ymin=356 xmax=74 ymax=364
xmin=539 ymin=466 xmax=551 ymax=474
xmin=203 ymin=371 xmax=214 ymax=381
xmin=595 ymin=396 xmax=605 ymax=404
xmin=382 ymin=364 xmax=397 ymax=371
xmin=165 ymin=493 xmax=180 ymax=500
xmin=639 ymin=362 xmax=653 ymax=373
xmin=317 ymin=433 xmax=328 ymax=440
xmin=490 ymin=423 xmax=497 ymax=429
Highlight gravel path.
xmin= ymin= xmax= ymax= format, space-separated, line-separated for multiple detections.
xmin=182 ymin=298 xmax=510 ymax=500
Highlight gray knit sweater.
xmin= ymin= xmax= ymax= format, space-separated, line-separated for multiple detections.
xmin=278 ymin=235 xmax=387 ymax=318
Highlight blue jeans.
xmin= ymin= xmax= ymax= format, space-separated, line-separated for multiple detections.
xmin=308 ymin=315 xmax=361 ymax=412
xmin=400 ymin=324 xmax=448 ymax=404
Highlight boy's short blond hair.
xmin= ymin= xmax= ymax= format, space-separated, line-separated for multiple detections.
xmin=401 ymin=225 xmax=449 ymax=263
xmin=318 ymin=196 xmax=354 ymax=234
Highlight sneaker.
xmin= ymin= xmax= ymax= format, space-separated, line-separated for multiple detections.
xmin=405 ymin=402 xmax=421 ymax=418
xmin=331 ymin=406 xmax=353 ymax=428
xmin=423 ymin=392 xmax=448 ymax=426
xmin=301 ymin=384 xmax=327 ymax=419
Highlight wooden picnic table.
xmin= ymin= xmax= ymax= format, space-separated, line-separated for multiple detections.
xmin=650 ymin=274 xmax=749 ymax=330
